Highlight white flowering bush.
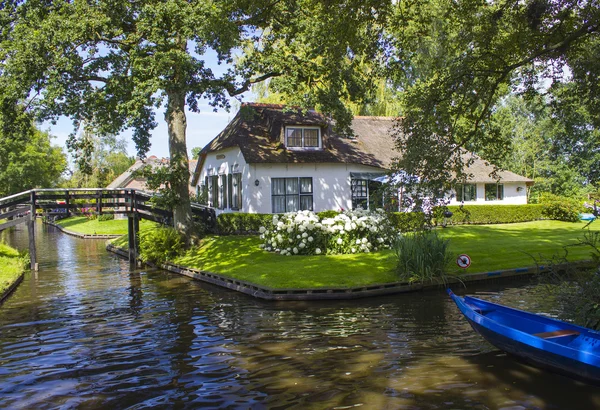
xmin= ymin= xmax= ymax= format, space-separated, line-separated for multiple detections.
xmin=259 ymin=209 xmax=395 ymax=256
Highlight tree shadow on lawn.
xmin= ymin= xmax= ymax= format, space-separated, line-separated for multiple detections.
xmin=56 ymin=217 xmax=89 ymax=229
xmin=444 ymin=222 xmax=598 ymax=273
xmin=445 ymin=222 xmax=597 ymax=248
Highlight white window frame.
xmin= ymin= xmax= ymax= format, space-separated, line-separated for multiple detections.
xmin=456 ymin=183 xmax=477 ymax=202
xmin=271 ymin=177 xmax=313 ymax=213
xmin=284 ymin=126 xmax=322 ymax=150
xmin=485 ymin=183 xmax=504 ymax=201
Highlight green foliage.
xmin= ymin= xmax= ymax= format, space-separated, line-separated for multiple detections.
xmin=556 ymin=273 xmax=600 ymax=331
xmin=195 ymin=184 xmax=208 ymax=206
xmin=316 ymin=210 xmax=341 ymax=219
xmin=394 ymin=230 xmax=451 ymax=284
xmin=0 ymin=126 xmax=67 ymax=196
xmin=388 ymin=212 xmax=427 ymax=231
xmin=494 ymin=92 xmax=599 ymax=200
xmin=217 ymin=213 xmax=274 ymax=235
xmin=390 ymin=0 xmax=600 ymax=196
xmin=443 ymin=205 xmax=544 ymax=225
xmin=540 ymin=195 xmax=582 ymax=222
xmin=139 ymin=226 xmax=185 ymax=264
xmin=97 ymin=213 xmax=115 ymax=222
xmin=64 ymin=131 xmax=134 ymax=189
xmin=541 ymin=228 xmax=600 ymax=330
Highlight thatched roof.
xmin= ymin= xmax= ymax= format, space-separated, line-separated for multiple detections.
xmin=198 ymin=103 xmax=394 ymax=169
xmin=461 ymin=153 xmax=533 ymax=184
xmin=192 ymin=103 xmax=533 ymax=186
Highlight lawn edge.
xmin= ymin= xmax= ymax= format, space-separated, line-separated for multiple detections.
xmin=0 ymin=272 xmax=25 ymax=305
xmin=105 ymin=241 xmax=595 ymax=301
xmin=45 ymin=220 xmax=122 ymax=239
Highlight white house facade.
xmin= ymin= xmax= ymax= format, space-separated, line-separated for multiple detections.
xmin=192 ymin=103 xmax=533 ymax=215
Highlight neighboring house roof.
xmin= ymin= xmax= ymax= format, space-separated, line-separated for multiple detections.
xmin=461 ymin=153 xmax=533 ymax=184
xmin=192 ymin=103 xmax=533 ymax=186
xmin=107 ymin=156 xmax=198 ymax=191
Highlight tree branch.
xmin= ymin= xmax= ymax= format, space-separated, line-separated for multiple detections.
xmin=226 ymin=72 xmax=281 ymax=96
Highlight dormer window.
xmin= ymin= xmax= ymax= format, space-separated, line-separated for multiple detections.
xmin=285 ymin=126 xmax=321 ymax=149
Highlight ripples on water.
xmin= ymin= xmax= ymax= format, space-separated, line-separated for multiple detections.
xmin=0 ymin=223 xmax=599 ymax=409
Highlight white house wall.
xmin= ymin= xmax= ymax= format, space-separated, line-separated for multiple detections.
xmin=199 ymin=148 xmax=530 ymax=214
xmin=249 ymin=163 xmax=384 ymax=214
xmin=447 ymin=182 xmax=528 ymax=205
xmin=198 ymin=150 xmax=385 ymax=214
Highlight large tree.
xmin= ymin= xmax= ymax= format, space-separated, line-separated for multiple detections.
xmin=389 ymin=0 xmax=600 ymax=192
xmin=493 ymin=91 xmax=599 ymax=200
xmin=0 ymin=0 xmax=390 ymax=238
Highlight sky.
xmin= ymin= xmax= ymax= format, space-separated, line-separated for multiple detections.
xmin=43 ymin=98 xmax=242 ymax=161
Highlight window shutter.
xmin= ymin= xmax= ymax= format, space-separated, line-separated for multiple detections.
xmin=227 ymin=174 xmax=233 ymax=210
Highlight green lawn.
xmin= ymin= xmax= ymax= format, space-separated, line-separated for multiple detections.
xmin=112 ymin=220 xmax=599 ymax=289
xmin=54 ymin=216 xmax=154 ymax=236
xmin=0 ymin=243 xmax=27 ymax=296
xmin=440 ymin=220 xmax=599 ymax=273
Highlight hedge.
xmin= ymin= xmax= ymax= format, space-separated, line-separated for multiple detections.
xmin=217 ymin=205 xmax=546 ymax=235
xmin=442 ymin=204 xmax=544 ymax=225
xmin=216 ymin=213 xmax=274 ymax=235
xmin=217 ymin=211 xmax=343 ymax=235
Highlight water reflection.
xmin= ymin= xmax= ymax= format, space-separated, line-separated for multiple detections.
xmin=0 ymin=222 xmax=598 ymax=409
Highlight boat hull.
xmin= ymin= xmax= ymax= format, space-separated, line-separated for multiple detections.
xmin=466 ymin=316 xmax=600 ymax=385
xmin=449 ymin=290 xmax=600 ymax=385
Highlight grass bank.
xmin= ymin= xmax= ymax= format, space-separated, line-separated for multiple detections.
xmin=0 ymin=243 xmax=27 ymax=297
xmin=113 ymin=220 xmax=599 ymax=289
xmin=54 ymin=216 xmax=154 ymax=236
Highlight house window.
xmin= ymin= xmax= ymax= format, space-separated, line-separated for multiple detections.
xmin=230 ymin=173 xmax=242 ymax=210
xmin=351 ymin=179 xmax=368 ymax=210
xmin=285 ymin=127 xmax=321 ymax=149
xmin=209 ymin=175 xmax=218 ymax=207
xmin=456 ymin=184 xmax=477 ymax=202
xmin=219 ymin=174 xmax=227 ymax=209
xmin=485 ymin=184 xmax=504 ymax=201
xmin=272 ymin=177 xmax=313 ymax=213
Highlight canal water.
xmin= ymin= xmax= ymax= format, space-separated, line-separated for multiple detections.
xmin=0 ymin=222 xmax=599 ymax=409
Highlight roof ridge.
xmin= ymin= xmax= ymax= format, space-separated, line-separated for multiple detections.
xmin=353 ymin=116 xmax=399 ymax=120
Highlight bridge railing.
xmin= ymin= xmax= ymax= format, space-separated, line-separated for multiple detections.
xmin=0 ymin=188 xmax=216 ymax=269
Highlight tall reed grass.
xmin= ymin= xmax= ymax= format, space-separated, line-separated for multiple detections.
xmin=394 ymin=230 xmax=451 ymax=284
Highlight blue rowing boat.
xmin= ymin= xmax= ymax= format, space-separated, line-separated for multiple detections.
xmin=448 ymin=289 xmax=600 ymax=385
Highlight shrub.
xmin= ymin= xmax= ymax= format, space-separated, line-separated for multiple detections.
xmin=389 ymin=212 xmax=427 ymax=231
xmin=98 ymin=213 xmax=115 ymax=221
xmin=138 ymin=226 xmax=185 ymax=264
xmin=259 ymin=209 xmax=395 ymax=255
xmin=541 ymin=195 xmax=582 ymax=222
xmin=394 ymin=230 xmax=451 ymax=284
xmin=316 ymin=210 xmax=341 ymax=219
xmin=441 ymin=204 xmax=544 ymax=225
xmin=217 ymin=213 xmax=273 ymax=235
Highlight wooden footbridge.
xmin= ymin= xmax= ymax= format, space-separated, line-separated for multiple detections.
xmin=0 ymin=189 xmax=215 ymax=270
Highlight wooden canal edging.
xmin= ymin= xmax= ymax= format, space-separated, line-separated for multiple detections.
xmin=0 ymin=188 xmax=215 ymax=269
xmin=105 ymin=241 xmax=596 ymax=301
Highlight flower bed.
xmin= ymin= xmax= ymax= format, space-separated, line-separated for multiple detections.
xmin=259 ymin=209 xmax=395 ymax=255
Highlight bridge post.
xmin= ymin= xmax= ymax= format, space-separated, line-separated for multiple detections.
xmin=28 ymin=190 xmax=38 ymax=271
xmin=65 ymin=190 xmax=70 ymax=217
xmin=127 ymin=189 xmax=139 ymax=265
xmin=97 ymin=191 xmax=102 ymax=215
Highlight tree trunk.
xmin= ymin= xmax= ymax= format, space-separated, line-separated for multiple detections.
xmin=165 ymin=89 xmax=193 ymax=241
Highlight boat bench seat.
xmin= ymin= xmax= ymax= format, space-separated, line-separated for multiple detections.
xmin=533 ymin=329 xmax=580 ymax=339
